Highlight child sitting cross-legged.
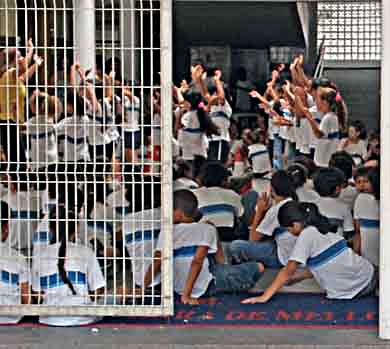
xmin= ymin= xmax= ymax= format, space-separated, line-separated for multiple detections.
xmin=144 ymin=190 xmax=264 ymax=304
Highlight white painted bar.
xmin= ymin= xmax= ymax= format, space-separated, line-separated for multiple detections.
xmin=380 ymin=0 xmax=390 ymax=339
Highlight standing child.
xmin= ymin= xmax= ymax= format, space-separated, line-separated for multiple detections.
xmin=338 ymin=120 xmax=367 ymax=158
xmin=353 ymin=168 xmax=380 ymax=267
xmin=144 ymin=190 xmax=263 ymax=304
xmin=242 ymin=201 xmax=376 ymax=304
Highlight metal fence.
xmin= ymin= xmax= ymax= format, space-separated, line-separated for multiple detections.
xmin=0 ymin=0 xmax=173 ymax=317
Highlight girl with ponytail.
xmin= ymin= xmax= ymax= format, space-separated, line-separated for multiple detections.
xmin=242 ymin=201 xmax=376 ymax=304
xmin=32 ymin=208 xmax=106 ymax=326
xmin=295 ymin=86 xmax=348 ymax=167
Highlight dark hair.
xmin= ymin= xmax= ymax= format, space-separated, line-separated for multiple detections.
xmin=192 ymin=155 xmax=207 ymax=181
xmin=367 ymin=167 xmax=380 ymax=201
xmin=294 ymin=156 xmax=318 ymax=179
xmin=318 ymin=87 xmax=347 ymax=132
xmin=287 ymin=163 xmax=309 ymax=189
xmin=49 ymin=208 xmax=77 ymax=296
xmin=0 ymin=201 xmax=9 ymax=237
xmin=278 ymin=201 xmax=338 ymax=235
xmin=237 ymin=67 xmax=247 ymax=81
xmin=200 ymin=161 xmax=229 ymax=188
xmin=249 ymin=128 xmax=267 ymax=145
xmin=271 ymin=171 xmax=298 ymax=201
xmin=174 ymin=190 xmax=199 ymax=219
xmin=174 ymin=159 xmax=192 ymax=180
xmin=329 ymin=151 xmax=354 ymax=181
xmin=311 ymin=77 xmax=336 ymax=91
xmin=313 ymin=167 xmax=345 ymax=197
xmin=349 ymin=120 xmax=367 ymax=140
xmin=354 ymin=166 xmax=370 ymax=181
xmin=125 ymin=175 xmax=161 ymax=212
xmin=185 ymin=92 xmax=219 ymax=136
xmin=66 ymin=91 xmax=85 ymax=117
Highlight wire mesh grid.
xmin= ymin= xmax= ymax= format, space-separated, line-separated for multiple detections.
xmin=0 ymin=0 xmax=173 ymax=318
xmin=317 ymin=0 xmax=382 ymax=61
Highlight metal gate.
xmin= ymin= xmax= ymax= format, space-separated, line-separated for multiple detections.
xmin=0 ymin=0 xmax=173 ymax=317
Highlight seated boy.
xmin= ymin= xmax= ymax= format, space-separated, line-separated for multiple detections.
xmin=313 ymin=168 xmax=354 ymax=239
xmin=144 ymin=190 xmax=263 ymax=304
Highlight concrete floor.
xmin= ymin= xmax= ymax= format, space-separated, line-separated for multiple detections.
xmin=0 ymin=327 xmax=387 ymax=349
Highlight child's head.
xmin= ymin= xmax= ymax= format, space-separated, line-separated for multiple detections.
xmin=39 ymin=95 xmax=63 ymax=121
xmin=287 ymin=163 xmax=309 ymax=190
xmin=249 ymin=128 xmax=267 ymax=145
xmin=354 ymin=166 xmax=370 ymax=193
xmin=173 ymin=190 xmax=201 ymax=224
xmin=174 ymin=159 xmax=193 ymax=180
xmin=368 ymin=131 xmax=380 ymax=159
xmin=192 ymin=155 xmax=207 ymax=183
xmin=241 ymin=128 xmax=253 ymax=146
xmin=66 ymin=91 xmax=85 ymax=116
xmin=348 ymin=120 xmax=367 ymax=142
xmin=125 ymin=175 xmax=161 ymax=212
xmin=317 ymin=87 xmax=347 ymax=131
xmin=367 ymin=167 xmax=380 ymax=201
xmin=270 ymin=170 xmax=298 ymax=202
xmin=278 ymin=201 xmax=338 ymax=236
xmin=0 ymin=201 xmax=9 ymax=242
xmin=329 ymin=151 xmax=354 ymax=182
xmin=199 ymin=162 xmax=229 ymax=188
xmin=294 ymin=155 xmax=318 ymax=179
xmin=313 ymin=167 xmax=346 ymax=198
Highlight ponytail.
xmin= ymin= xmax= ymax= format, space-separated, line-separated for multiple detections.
xmin=49 ymin=208 xmax=77 ymax=295
xmin=271 ymin=170 xmax=298 ymax=202
xmin=318 ymin=87 xmax=348 ymax=133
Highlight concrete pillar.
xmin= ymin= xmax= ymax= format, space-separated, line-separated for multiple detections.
xmin=74 ymin=0 xmax=95 ymax=70
xmin=0 ymin=5 xmax=18 ymax=47
xmin=380 ymin=0 xmax=390 ymax=340
xmin=120 ymin=0 xmax=139 ymax=82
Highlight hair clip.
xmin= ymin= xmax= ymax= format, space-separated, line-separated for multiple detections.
xmin=335 ymin=92 xmax=342 ymax=103
xmin=198 ymin=101 xmax=205 ymax=109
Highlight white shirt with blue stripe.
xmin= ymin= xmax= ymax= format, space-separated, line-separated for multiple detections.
xmin=296 ymin=186 xmax=320 ymax=204
xmin=32 ymin=242 xmax=106 ymax=326
xmin=123 ymin=95 xmax=141 ymax=132
xmin=354 ymin=193 xmax=380 ymax=266
xmin=33 ymin=216 xmax=52 ymax=251
xmin=257 ymin=198 xmax=296 ymax=266
xmin=157 ymin=223 xmax=217 ymax=298
xmin=316 ymin=197 xmax=354 ymax=237
xmin=209 ymin=101 xmax=232 ymax=142
xmin=0 ymin=243 xmax=29 ymax=324
xmin=123 ymin=207 xmax=161 ymax=287
xmin=289 ymin=226 xmax=374 ymax=299
xmin=314 ymin=112 xmax=340 ymax=167
xmin=195 ymin=187 xmax=244 ymax=229
xmin=248 ymin=144 xmax=271 ymax=174
xmin=26 ymin=115 xmax=58 ymax=169
xmin=309 ymin=105 xmax=324 ymax=150
xmin=0 ymin=186 xmax=41 ymax=249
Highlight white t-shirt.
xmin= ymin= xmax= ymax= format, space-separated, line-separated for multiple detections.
xmin=33 ymin=216 xmax=52 ymax=250
xmin=297 ymin=118 xmax=312 ymax=155
xmin=56 ymin=115 xmax=90 ymax=162
xmin=157 ymin=223 xmax=217 ymax=298
xmin=123 ymin=95 xmax=140 ymax=132
xmin=32 ymin=242 xmax=106 ymax=326
xmin=257 ymin=198 xmax=296 ymax=266
xmin=26 ymin=115 xmax=58 ymax=169
xmin=314 ymin=112 xmax=340 ymax=167
xmin=209 ymin=101 xmax=232 ymax=142
xmin=338 ymin=139 xmax=367 ymax=158
xmin=0 ymin=186 xmax=41 ymax=249
xmin=354 ymin=193 xmax=380 ymax=266
xmin=296 ymin=186 xmax=320 ymax=204
xmin=123 ymin=207 xmax=161 ymax=287
xmin=289 ymin=226 xmax=374 ymax=299
xmin=248 ymin=144 xmax=271 ymax=174
xmin=316 ymin=197 xmax=354 ymax=237
xmin=195 ymin=187 xmax=244 ymax=228
xmin=0 ymin=243 xmax=29 ymax=324
xmin=339 ymin=185 xmax=359 ymax=211
xmin=309 ymin=105 xmax=323 ymax=149
xmin=178 ymin=110 xmax=208 ymax=160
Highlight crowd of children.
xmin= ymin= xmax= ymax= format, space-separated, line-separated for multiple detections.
xmin=0 ymin=39 xmax=381 ymax=325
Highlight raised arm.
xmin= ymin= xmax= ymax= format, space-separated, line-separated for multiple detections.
xmin=144 ymin=250 xmax=162 ymax=288
xmin=249 ymin=192 xmax=271 ymax=242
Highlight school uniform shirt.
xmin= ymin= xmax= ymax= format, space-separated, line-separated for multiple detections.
xmin=55 ymin=115 xmax=90 ymax=162
xmin=338 ymin=139 xmax=367 ymax=158
xmin=25 ymin=115 xmax=58 ymax=169
xmin=122 ymin=95 xmax=141 ymax=132
xmin=309 ymin=105 xmax=324 ymax=150
xmin=86 ymin=99 xmax=115 ymax=146
xmin=157 ymin=222 xmax=217 ymax=298
xmin=173 ymin=177 xmax=199 ymax=192
xmin=104 ymin=97 xmax=120 ymax=143
xmin=106 ymin=188 xmax=130 ymax=221
xmin=123 ymin=207 xmax=161 ymax=287
xmin=152 ymin=113 xmax=161 ymax=146
xmin=0 ymin=243 xmax=29 ymax=324
xmin=295 ymin=186 xmax=320 ymax=204
xmin=248 ymin=144 xmax=271 ymax=174
xmin=339 ymin=185 xmax=359 ymax=211
xmin=209 ymin=101 xmax=232 ymax=142
xmin=0 ymin=186 xmax=41 ymax=249
xmin=178 ymin=110 xmax=208 ymax=160
xmin=314 ymin=112 xmax=340 ymax=167
xmin=194 ymin=187 xmax=244 ymax=228
xmin=32 ymin=242 xmax=106 ymax=326
xmin=289 ymin=226 xmax=374 ymax=299
xmin=354 ymin=193 xmax=380 ymax=266
xmin=33 ymin=216 xmax=52 ymax=250
xmin=297 ymin=118 xmax=312 ymax=155
xmin=256 ymin=198 xmax=296 ymax=266
xmin=316 ymin=197 xmax=354 ymax=237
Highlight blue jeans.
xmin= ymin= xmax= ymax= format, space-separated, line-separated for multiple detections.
xmin=204 ymin=258 xmax=263 ymax=295
xmin=230 ymin=239 xmax=283 ymax=268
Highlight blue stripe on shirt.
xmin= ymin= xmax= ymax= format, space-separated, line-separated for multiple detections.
xmin=30 ymin=129 xmax=55 ymax=139
xmin=273 ymin=227 xmax=287 ymax=237
xmin=65 ymin=136 xmax=86 ymax=145
xmin=327 ymin=132 xmax=340 ymax=140
xmin=307 ymin=239 xmax=348 ymax=269
xmin=125 ymin=229 xmax=160 ymax=244
xmin=211 ymin=111 xmax=229 ymax=120
xmin=10 ymin=210 xmax=39 ymax=219
xmin=87 ymin=221 xmax=114 ymax=234
xmin=33 ymin=231 xmax=51 ymax=243
xmin=359 ymin=219 xmax=380 ymax=229
xmin=199 ymin=204 xmax=236 ymax=216
xmin=115 ymin=206 xmax=131 ymax=216
xmin=183 ymin=128 xmax=202 ymax=134
xmin=40 ymin=271 xmax=87 ymax=289
xmin=173 ymin=245 xmax=198 ymax=258
xmin=0 ymin=270 xmax=19 ymax=286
